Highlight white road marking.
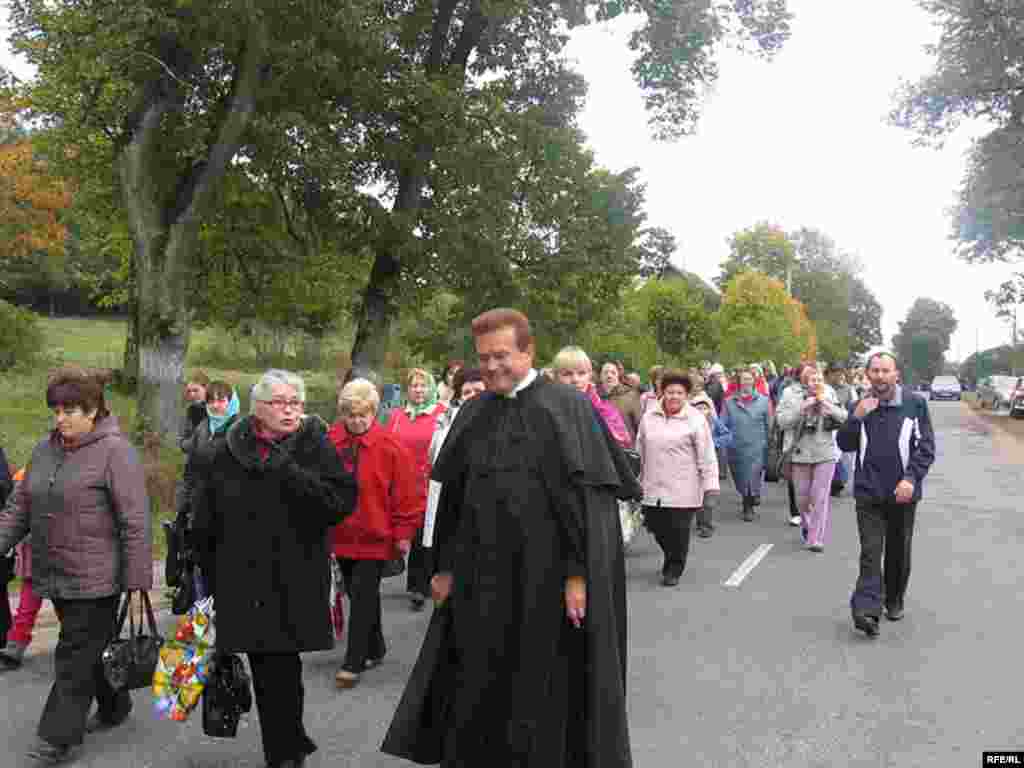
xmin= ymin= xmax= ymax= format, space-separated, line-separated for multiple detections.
xmin=723 ymin=543 xmax=774 ymax=588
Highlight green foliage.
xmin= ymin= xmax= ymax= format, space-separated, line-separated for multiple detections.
xmin=892 ymin=298 xmax=958 ymax=385
xmin=643 ymin=279 xmax=716 ymax=360
xmin=717 ymin=224 xmax=881 ymax=363
xmin=890 ymin=2 xmax=1024 ymax=263
xmin=717 ymin=271 xmax=815 ymax=367
xmin=0 ymin=299 xmax=44 ymax=370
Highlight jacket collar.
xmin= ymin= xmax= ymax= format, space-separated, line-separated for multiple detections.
xmin=227 ymin=414 xmax=325 ymax=470
xmin=328 ymin=419 xmax=383 ymax=450
xmin=651 ymin=399 xmax=697 ymax=421
xmin=50 ymin=415 xmax=122 ymax=452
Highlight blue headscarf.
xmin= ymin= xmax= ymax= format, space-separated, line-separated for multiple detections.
xmin=207 ymin=390 xmax=240 ymax=435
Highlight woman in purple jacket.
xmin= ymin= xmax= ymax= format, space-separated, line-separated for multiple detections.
xmin=0 ymin=366 xmax=151 ymax=766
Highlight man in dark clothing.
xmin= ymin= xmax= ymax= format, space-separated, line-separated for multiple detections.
xmin=837 ymin=352 xmax=936 ymax=637
xmin=382 ymin=308 xmax=637 ymax=768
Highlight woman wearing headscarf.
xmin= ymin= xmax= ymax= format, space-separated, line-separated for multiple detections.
xmin=0 ymin=367 xmax=150 ymax=766
xmin=192 ymin=369 xmax=357 ymax=768
xmin=176 ymin=380 xmax=241 ymax=600
xmin=329 ymin=379 xmax=421 ymax=689
xmin=636 ymin=371 xmax=719 ymax=586
xmin=386 ymin=368 xmax=447 ymax=611
xmin=722 ymin=369 xmax=772 ymax=521
xmin=775 ymin=365 xmax=847 ymax=551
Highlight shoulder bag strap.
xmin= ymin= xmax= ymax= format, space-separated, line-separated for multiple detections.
xmin=140 ymin=591 xmax=161 ymax=637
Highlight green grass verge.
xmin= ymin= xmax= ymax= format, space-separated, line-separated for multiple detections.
xmin=3 ymin=316 xmax=344 ymax=561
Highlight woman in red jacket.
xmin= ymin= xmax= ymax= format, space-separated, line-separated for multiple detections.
xmin=329 ymin=379 xmax=422 ymax=689
xmin=385 ymin=368 xmax=447 ymax=611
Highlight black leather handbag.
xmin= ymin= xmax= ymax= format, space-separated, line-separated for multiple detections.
xmin=101 ymin=591 xmax=163 ymax=691
xmin=202 ymin=654 xmax=253 ymax=738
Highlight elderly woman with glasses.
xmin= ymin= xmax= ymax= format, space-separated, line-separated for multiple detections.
xmin=0 ymin=366 xmax=150 ymax=766
xmin=192 ymin=369 xmax=357 ymax=768
xmin=328 ymin=379 xmax=422 ymax=690
xmin=385 ymin=368 xmax=447 ymax=611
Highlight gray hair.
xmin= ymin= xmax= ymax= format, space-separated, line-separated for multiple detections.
xmin=338 ymin=378 xmax=381 ymax=415
xmin=250 ymin=369 xmax=306 ymax=414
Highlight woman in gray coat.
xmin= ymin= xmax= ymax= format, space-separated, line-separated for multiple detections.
xmin=0 ymin=366 xmax=151 ymax=766
xmin=775 ymin=365 xmax=847 ymax=551
xmin=722 ymin=369 xmax=772 ymax=521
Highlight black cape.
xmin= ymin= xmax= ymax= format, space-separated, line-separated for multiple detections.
xmin=382 ymin=376 xmax=639 ymax=768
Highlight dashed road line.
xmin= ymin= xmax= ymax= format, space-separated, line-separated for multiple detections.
xmin=723 ymin=543 xmax=773 ymax=588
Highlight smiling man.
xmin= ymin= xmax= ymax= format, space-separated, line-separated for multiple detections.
xmin=383 ymin=308 xmax=638 ymax=768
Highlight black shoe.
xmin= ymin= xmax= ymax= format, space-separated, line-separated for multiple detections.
xmin=697 ymin=525 xmax=712 ymax=539
xmin=409 ymin=594 xmax=426 ymax=612
xmin=752 ymin=495 xmax=762 ymax=507
xmin=853 ymin=614 xmax=880 ymax=637
xmin=661 ymin=573 xmax=681 ymax=587
xmin=85 ymin=709 xmax=131 ymax=734
xmin=26 ymin=739 xmax=75 ymax=766
xmin=885 ymin=605 xmax=905 ymax=621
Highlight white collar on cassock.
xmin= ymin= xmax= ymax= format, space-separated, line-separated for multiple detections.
xmin=504 ymin=368 xmax=538 ymax=399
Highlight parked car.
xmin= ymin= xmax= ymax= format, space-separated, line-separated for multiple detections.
xmin=1010 ymin=378 xmax=1024 ymax=419
xmin=929 ymin=375 xmax=962 ymax=401
xmin=977 ymin=375 xmax=1019 ymax=410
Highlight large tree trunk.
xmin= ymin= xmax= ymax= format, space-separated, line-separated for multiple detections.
xmin=350 ymin=0 xmax=487 ymax=371
xmin=117 ymin=25 xmax=266 ymax=439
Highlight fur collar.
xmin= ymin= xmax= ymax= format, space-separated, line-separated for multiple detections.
xmin=226 ymin=414 xmax=328 ymax=471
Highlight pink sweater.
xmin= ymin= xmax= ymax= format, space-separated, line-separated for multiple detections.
xmin=636 ymin=401 xmax=719 ymax=509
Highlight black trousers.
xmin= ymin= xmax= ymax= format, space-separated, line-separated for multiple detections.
xmin=406 ymin=527 xmax=433 ymax=598
xmin=850 ymin=500 xmax=917 ymax=618
xmin=338 ymin=559 xmax=386 ymax=673
xmin=643 ymin=505 xmax=697 ymax=578
xmin=38 ymin=595 xmax=130 ymax=747
xmin=248 ymin=652 xmax=317 ymax=767
xmin=787 ymin=478 xmax=799 ymax=517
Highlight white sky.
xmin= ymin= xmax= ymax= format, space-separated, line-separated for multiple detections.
xmin=2 ymin=1 xmax=1019 ymax=361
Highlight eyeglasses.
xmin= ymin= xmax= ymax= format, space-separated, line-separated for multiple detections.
xmin=51 ymin=405 xmax=84 ymax=418
xmin=259 ymin=399 xmax=305 ymax=411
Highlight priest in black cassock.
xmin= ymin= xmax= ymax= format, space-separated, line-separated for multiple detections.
xmin=382 ymin=308 xmax=638 ymax=768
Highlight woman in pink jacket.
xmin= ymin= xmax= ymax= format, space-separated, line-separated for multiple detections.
xmin=636 ymin=370 xmax=719 ymax=587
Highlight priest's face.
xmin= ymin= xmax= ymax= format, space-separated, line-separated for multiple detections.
xmin=476 ymin=326 xmax=534 ymax=396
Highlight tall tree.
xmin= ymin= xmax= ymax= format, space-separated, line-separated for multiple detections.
xmin=344 ymin=0 xmax=792 ymax=370
xmin=890 ymin=1 xmax=1024 ymax=264
xmin=984 ymin=274 xmax=1024 ymax=373
xmin=892 ymin=298 xmax=958 ymax=385
xmin=717 ymin=270 xmax=816 ymax=366
xmin=8 ymin=0 xmax=374 ymax=436
xmin=715 ymin=221 xmax=796 ymax=290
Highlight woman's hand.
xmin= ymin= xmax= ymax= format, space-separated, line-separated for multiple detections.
xmin=565 ymin=575 xmax=586 ymax=629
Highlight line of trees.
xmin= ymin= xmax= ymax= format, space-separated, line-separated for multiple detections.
xmin=0 ymin=0 xmax=794 ymax=437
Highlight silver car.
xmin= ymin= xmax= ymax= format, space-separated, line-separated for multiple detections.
xmin=977 ymin=375 xmax=1019 ymax=411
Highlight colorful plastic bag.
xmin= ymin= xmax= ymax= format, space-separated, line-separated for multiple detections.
xmin=153 ymin=597 xmax=216 ymax=722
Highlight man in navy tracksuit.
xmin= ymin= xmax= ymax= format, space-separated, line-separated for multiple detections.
xmin=837 ymin=352 xmax=935 ymax=637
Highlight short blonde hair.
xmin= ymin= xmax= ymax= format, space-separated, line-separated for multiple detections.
xmin=338 ymin=378 xmax=380 ymax=415
xmin=551 ymin=346 xmax=592 ymax=374
xmin=406 ymin=367 xmax=430 ymax=387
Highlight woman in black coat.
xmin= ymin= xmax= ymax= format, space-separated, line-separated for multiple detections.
xmin=193 ymin=370 xmax=357 ymax=768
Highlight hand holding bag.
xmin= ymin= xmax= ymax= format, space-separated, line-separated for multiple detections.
xmin=102 ymin=591 xmax=163 ymax=691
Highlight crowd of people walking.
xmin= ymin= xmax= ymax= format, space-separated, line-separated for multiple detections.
xmin=0 ymin=309 xmax=935 ymax=768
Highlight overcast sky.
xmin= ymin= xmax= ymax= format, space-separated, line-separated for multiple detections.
xmin=2 ymin=1 xmax=1018 ymax=361
xmin=565 ymin=0 xmax=1019 ymax=362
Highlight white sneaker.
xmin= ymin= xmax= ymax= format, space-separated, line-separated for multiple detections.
xmin=789 ymin=515 xmax=801 ymax=527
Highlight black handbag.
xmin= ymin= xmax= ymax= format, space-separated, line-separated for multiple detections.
xmin=202 ymin=654 xmax=253 ymax=738
xmin=101 ymin=591 xmax=163 ymax=691
xmin=0 ymin=551 xmax=14 ymax=642
xmin=171 ymin=567 xmax=197 ymax=615
xmin=162 ymin=520 xmax=182 ymax=588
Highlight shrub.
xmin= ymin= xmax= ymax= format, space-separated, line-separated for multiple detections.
xmin=0 ymin=300 xmax=44 ymax=370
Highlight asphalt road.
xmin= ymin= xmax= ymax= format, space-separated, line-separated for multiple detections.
xmin=1 ymin=401 xmax=1021 ymax=767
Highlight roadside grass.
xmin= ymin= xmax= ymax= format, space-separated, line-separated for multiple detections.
xmin=3 ymin=315 xmax=347 ymax=560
